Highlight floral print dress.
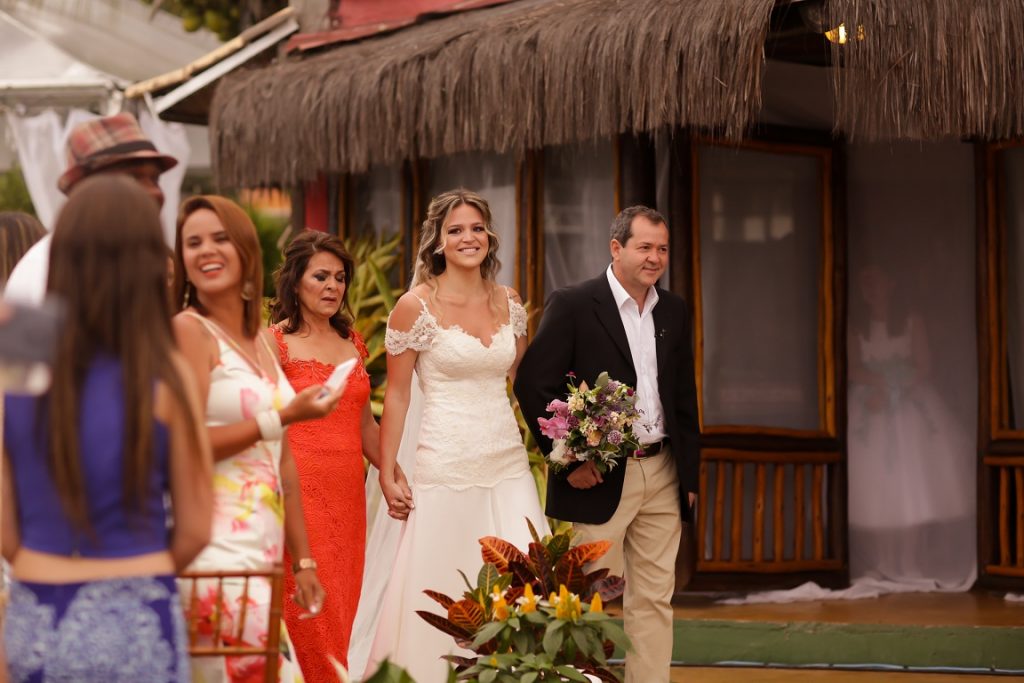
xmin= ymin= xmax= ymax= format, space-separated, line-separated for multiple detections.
xmin=179 ymin=312 xmax=304 ymax=683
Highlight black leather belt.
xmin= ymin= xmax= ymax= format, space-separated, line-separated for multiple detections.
xmin=632 ymin=439 xmax=668 ymax=459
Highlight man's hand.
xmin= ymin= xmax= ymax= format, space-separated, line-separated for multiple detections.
xmin=567 ymin=461 xmax=604 ymax=489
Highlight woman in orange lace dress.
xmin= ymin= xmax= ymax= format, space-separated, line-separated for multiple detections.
xmin=268 ymin=230 xmax=409 ymax=680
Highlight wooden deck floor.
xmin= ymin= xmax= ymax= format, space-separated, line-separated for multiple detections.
xmin=671 ymin=590 xmax=1024 ymax=627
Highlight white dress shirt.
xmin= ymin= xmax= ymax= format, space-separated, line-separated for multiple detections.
xmin=606 ymin=265 xmax=666 ymax=445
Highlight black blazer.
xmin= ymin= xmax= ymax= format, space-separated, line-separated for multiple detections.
xmin=514 ymin=273 xmax=701 ymax=525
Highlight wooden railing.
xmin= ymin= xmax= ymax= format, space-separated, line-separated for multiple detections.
xmin=178 ymin=564 xmax=285 ymax=683
xmin=697 ymin=449 xmax=843 ymax=572
xmin=985 ymin=456 xmax=1024 ymax=577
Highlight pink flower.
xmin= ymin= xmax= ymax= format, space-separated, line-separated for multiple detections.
xmin=546 ymin=399 xmax=570 ymax=416
xmin=538 ymin=415 xmax=569 ymax=440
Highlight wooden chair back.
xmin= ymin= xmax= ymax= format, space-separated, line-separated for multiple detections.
xmin=178 ymin=564 xmax=285 ymax=683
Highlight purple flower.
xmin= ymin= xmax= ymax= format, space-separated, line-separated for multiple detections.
xmin=606 ymin=381 xmax=620 ymax=391
xmin=608 ymin=430 xmax=623 ymax=445
xmin=567 ymin=371 xmax=576 ymax=378
xmin=546 ymin=398 xmax=570 ymax=416
xmin=567 ymin=415 xmax=580 ymax=428
xmin=538 ymin=415 xmax=569 ymax=440
xmin=626 ymin=388 xmax=635 ymax=397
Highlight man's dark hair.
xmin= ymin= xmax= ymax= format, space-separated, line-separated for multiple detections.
xmin=610 ymin=205 xmax=667 ymax=245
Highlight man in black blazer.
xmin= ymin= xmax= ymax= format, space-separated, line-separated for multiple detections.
xmin=514 ymin=206 xmax=700 ymax=683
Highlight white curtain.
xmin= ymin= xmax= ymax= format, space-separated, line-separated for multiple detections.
xmin=5 ymin=106 xmax=189 ymax=244
xmin=350 ymin=165 xmax=402 ymax=242
xmin=542 ymin=140 xmax=616 ymax=293
xmin=427 ymin=151 xmax=516 ymax=287
xmin=725 ymin=140 xmax=978 ymax=605
xmin=845 ymin=140 xmax=977 ymax=589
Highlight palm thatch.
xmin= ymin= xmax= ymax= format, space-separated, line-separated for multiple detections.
xmin=826 ymin=0 xmax=1024 ymax=141
xmin=211 ymin=0 xmax=776 ymax=187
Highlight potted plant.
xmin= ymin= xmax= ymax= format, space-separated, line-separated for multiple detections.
xmin=419 ymin=522 xmax=630 ymax=682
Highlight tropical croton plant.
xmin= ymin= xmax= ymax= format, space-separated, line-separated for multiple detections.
xmin=418 ymin=521 xmax=630 ymax=682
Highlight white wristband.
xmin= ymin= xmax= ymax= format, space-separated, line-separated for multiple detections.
xmin=255 ymin=409 xmax=284 ymax=442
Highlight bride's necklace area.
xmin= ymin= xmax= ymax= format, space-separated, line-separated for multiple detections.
xmin=433 ymin=281 xmax=499 ymax=332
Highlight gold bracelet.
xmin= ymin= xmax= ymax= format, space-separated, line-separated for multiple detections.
xmin=293 ymin=557 xmax=318 ymax=573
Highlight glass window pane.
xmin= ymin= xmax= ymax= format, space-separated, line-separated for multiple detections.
xmin=697 ymin=145 xmax=822 ymax=430
xmin=350 ymin=165 xmax=402 ymax=241
xmin=543 ymin=141 xmax=616 ymax=293
xmin=1002 ymin=147 xmax=1024 ymax=429
xmin=428 ymin=151 xmax=516 ymax=287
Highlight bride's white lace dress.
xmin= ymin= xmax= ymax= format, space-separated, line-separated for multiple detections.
xmin=358 ymin=292 xmax=547 ymax=682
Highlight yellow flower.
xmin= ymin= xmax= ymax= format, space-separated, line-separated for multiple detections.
xmin=587 ymin=430 xmax=602 ymax=446
xmin=554 ymin=584 xmax=581 ymax=621
xmin=589 ymin=593 xmax=603 ymax=613
xmin=492 ymin=586 xmax=509 ymax=621
xmin=490 ymin=656 xmax=498 ymax=666
xmin=517 ymin=583 xmax=538 ymax=613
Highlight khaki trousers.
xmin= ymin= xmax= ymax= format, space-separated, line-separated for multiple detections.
xmin=574 ymin=448 xmax=681 ymax=683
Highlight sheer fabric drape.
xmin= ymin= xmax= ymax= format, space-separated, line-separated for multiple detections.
xmin=542 ymin=141 xmax=615 ymax=292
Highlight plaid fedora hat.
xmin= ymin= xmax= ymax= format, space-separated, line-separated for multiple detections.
xmin=57 ymin=112 xmax=178 ymax=194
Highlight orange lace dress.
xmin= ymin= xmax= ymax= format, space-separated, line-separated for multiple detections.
xmin=272 ymin=326 xmax=370 ymax=680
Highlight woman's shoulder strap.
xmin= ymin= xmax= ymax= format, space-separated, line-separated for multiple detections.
xmin=349 ymin=328 xmax=369 ymax=359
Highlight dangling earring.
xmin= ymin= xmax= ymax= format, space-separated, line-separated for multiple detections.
xmin=182 ymin=282 xmax=192 ymax=309
xmin=241 ymin=281 xmax=255 ymax=301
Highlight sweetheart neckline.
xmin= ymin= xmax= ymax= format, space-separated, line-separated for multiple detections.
xmin=436 ymin=320 xmax=513 ymax=350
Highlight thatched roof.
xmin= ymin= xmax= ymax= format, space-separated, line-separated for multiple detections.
xmin=825 ymin=0 xmax=1024 ymax=141
xmin=212 ymin=0 xmax=1024 ymax=187
xmin=211 ymin=0 xmax=776 ymax=187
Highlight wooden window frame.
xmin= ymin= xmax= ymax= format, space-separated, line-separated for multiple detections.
xmin=690 ymin=136 xmax=838 ymax=440
xmin=978 ymin=139 xmax=1024 ymax=588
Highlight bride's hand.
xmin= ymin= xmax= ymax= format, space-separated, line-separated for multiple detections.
xmin=381 ymin=470 xmax=414 ymax=520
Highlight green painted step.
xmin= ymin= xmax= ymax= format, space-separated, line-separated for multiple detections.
xmin=665 ymin=619 xmax=1024 ymax=672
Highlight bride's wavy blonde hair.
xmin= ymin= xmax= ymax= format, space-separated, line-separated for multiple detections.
xmin=412 ymin=188 xmax=501 ymax=287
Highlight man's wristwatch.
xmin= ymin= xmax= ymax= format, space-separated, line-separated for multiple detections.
xmin=293 ymin=558 xmax=318 ymax=573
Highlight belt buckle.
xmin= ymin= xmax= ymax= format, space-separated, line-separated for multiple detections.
xmin=633 ymin=441 xmax=660 ymax=459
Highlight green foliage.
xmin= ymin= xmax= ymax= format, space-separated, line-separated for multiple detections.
xmin=241 ymin=204 xmax=288 ymax=298
xmin=331 ymin=656 xmax=415 ymax=683
xmin=140 ymin=0 xmax=288 ymax=41
xmin=422 ymin=525 xmax=630 ymax=683
xmin=362 ymin=658 xmax=417 ymax=683
xmin=346 ymin=232 xmax=404 ymax=415
xmin=0 ymin=165 xmax=36 ymax=215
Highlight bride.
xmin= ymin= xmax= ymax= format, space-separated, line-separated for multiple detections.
xmin=355 ymin=189 xmax=547 ymax=682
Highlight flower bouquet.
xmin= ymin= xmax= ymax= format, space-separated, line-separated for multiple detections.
xmin=537 ymin=372 xmax=642 ymax=473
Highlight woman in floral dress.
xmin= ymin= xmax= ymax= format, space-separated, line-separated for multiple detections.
xmin=173 ymin=196 xmax=339 ymax=682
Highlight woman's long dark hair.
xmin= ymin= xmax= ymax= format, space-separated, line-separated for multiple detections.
xmin=270 ymin=230 xmax=355 ymax=339
xmin=47 ymin=174 xmax=199 ymax=527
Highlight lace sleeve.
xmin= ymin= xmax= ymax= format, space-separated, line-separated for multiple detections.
xmin=509 ymin=297 xmax=528 ymax=338
xmin=384 ymin=307 xmax=437 ymax=355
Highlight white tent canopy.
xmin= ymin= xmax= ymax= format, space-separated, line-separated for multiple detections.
xmin=0 ymin=0 xmax=220 ymax=83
